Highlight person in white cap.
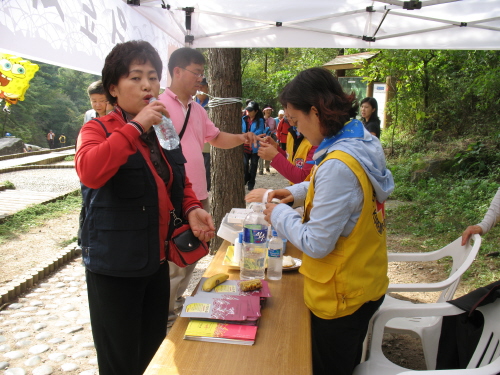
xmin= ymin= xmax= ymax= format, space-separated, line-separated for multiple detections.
xmin=275 ymin=109 xmax=285 ymax=125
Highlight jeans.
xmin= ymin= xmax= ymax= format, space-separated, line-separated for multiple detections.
xmin=243 ymin=152 xmax=259 ymax=190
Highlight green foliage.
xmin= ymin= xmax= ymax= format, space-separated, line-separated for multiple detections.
xmin=0 ymin=192 xmax=81 ymax=245
xmin=59 ymin=236 xmax=78 ymax=247
xmin=0 ymin=180 xmax=15 ymax=189
xmin=241 ymin=48 xmax=337 ymax=110
xmin=3 ymin=62 xmax=99 ymax=147
xmin=387 ymin=152 xmax=500 ymax=288
xmin=64 ymin=155 xmax=75 ymax=162
xmin=452 ymin=141 xmax=500 ymax=177
xmin=348 ymin=49 xmax=500 ymax=148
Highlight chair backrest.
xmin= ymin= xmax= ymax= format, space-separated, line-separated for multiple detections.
xmin=467 ymin=300 xmax=500 ymax=370
xmin=387 ymin=234 xmax=481 ymax=302
xmin=435 ymin=235 xmax=481 ymax=303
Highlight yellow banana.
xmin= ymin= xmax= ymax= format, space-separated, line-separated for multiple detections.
xmin=202 ymin=273 xmax=229 ymax=292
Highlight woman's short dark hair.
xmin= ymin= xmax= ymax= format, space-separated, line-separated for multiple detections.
xmin=167 ymin=47 xmax=205 ymax=77
xmin=102 ymin=40 xmax=162 ymax=105
xmin=279 ymin=67 xmax=358 ymax=138
xmin=87 ymin=80 xmax=104 ymax=97
xmin=360 ymin=97 xmax=380 ymax=123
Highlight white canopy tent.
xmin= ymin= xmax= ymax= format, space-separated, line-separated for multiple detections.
xmin=1 ymin=0 xmax=500 ymax=83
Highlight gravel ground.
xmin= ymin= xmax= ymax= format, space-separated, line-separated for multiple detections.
xmin=0 ymin=169 xmax=80 ymax=194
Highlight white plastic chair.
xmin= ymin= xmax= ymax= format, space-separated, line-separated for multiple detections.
xmin=380 ymin=234 xmax=481 ymax=370
xmin=354 ymin=298 xmax=500 ymax=375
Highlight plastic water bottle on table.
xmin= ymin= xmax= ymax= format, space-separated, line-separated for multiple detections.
xmin=240 ymin=203 xmax=268 ymax=280
xmin=267 ymin=230 xmax=283 ymax=280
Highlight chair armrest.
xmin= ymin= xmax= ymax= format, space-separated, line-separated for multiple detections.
xmin=396 ymin=355 xmax=500 ymax=374
xmin=387 ymin=280 xmax=458 ymax=293
xmin=388 ymin=250 xmax=449 ymax=262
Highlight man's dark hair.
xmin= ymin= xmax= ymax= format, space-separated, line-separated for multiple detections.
xmin=102 ymin=40 xmax=163 ymax=105
xmin=87 ymin=80 xmax=105 ymax=97
xmin=167 ymin=48 xmax=205 ymax=77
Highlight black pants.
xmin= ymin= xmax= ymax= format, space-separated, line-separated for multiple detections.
xmin=203 ymin=152 xmax=211 ymax=192
xmin=86 ymin=262 xmax=169 ymax=375
xmin=243 ymin=152 xmax=259 ymax=190
xmin=310 ymin=296 xmax=384 ymax=375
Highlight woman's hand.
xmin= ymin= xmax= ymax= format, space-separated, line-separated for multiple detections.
xmin=132 ymin=100 xmax=170 ymax=132
xmin=263 ymin=189 xmax=294 ymax=224
xmin=268 ymin=189 xmax=294 ymax=204
xmin=245 ymin=188 xmax=268 ymax=203
xmin=264 ymin=135 xmax=278 ymax=149
xmin=258 ymin=140 xmax=279 ymax=161
xmin=187 ymin=208 xmax=216 ymax=242
xmin=461 ymin=225 xmax=483 ymax=246
xmin=263 ymin=203 xmax=277 ymax=224
xmin=242 ymin=132 xmax=266 ymax=148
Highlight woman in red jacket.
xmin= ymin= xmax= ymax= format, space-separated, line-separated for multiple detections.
xmin=76 ymin=40 xmax=214 ymax=375
xmin=276 ymin=115 xmax=290 ymax=151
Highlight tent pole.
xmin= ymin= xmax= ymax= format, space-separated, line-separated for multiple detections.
xmin=183 ymin=7 xmax=195 ymax=47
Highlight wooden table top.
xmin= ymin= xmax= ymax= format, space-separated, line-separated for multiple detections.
xmin=144 ymin=241 xmax=312 ymax=375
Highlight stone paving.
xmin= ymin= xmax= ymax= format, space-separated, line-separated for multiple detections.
xmin=0 ymin=252 xmax=216 ymax=375
xmin=0 ymin=258 xmax=97 ymax=375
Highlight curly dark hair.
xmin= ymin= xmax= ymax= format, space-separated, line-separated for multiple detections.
xmin=279 ymin=67 xmax=358 ymax=138
xmin=101 ymin=40 xmax=162 ymax=105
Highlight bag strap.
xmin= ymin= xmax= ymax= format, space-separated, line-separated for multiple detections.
xmin=178 ymin=104 xmax=192 ymax=141
xmin=91 ymin=118 xmax=112 ymax=138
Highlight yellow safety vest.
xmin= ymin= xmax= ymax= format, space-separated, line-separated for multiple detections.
xmin=286 ymin=132 xmax=313 ymax=184
xmin=299 ymin=150 xmax=388 ymax=319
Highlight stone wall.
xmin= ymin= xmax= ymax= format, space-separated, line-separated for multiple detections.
xmin=0 ymin=137 xmax=25 ymax=156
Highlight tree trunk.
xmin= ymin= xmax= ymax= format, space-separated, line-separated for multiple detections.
xmin=206 ymin=48 xmax=244 ymax=253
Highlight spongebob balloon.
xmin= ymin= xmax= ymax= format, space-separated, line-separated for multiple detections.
xmin=0 ymin=54 xmax=39 ymax=113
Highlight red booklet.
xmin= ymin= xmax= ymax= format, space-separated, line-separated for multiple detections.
xmin=180 ymin=295 xmax=261 ymax=322
xmin=184 ymin=320 xmax=258 ymax=345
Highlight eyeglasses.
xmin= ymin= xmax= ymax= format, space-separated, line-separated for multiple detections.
xmin=181 ymin=67 xmax=204 ymax=78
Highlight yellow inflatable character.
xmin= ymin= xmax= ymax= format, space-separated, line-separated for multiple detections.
xmin=0 ymin=54 xmax=39 ymax=113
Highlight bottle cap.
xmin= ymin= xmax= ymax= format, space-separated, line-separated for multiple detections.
xmin=272 ymin=230 xmax=278 ymax=237
xmin=238 ymin=232 xmax=243 ymax=242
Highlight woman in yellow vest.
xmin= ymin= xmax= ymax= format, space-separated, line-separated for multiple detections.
xmin=264 ymin=67 xmax=394 ymax=375
xmin=258 ymin=126 xmax=317 ymax=184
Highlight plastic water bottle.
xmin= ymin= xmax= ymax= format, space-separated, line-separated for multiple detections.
xmin=233 ymin=232 xmax=243 ymax=266
xmin=240 ymin=203 xmax=268 ymax=280
xmin=149 ymin=97 xmax=179 ymax=150
xmin=267 ymin=230 xmax=283 ymax=280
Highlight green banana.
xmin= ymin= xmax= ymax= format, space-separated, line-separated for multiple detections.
xmin=202 ymin=273 xmax=229 ymax=292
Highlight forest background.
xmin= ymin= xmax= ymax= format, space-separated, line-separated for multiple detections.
xmin=3 ymin=47 xmax=500 ymax=289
